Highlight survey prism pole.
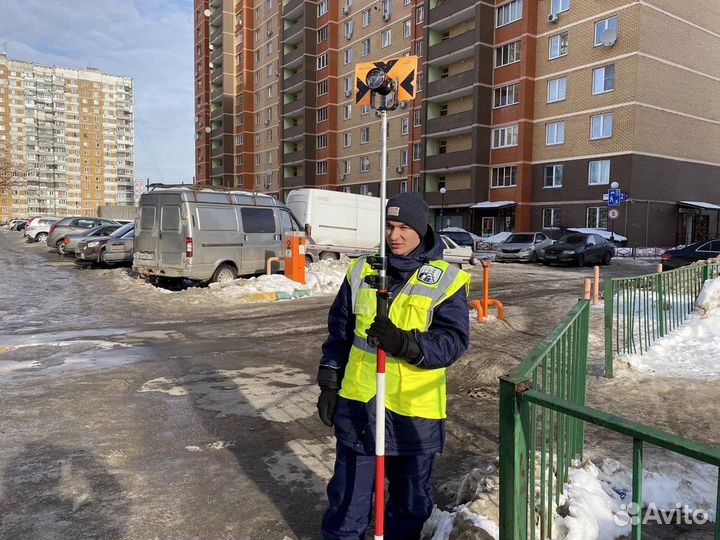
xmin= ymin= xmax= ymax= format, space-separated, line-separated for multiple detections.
xmin=374 ymin=106 xmax=389 ymax=540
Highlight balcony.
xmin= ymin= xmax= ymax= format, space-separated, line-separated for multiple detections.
xmin=283 ymin=71 xmax=304 ymax=92
xmin=283 ymin=150 xmax=304 ymax=164
xmin=210 ymin=26 xmax=223 ymax=45
xmin=425 ymin=188 xmax=473 ymax=207
xmin=425 ymin=150 xmax=474 ymax=172
xmin=283 ymin=0 xmax=303 ymax=18
xmin=283 ymin=15 xmax=305 ymax=45
xmin=427 ymin=31 xmax=475 ymax=64
xmin=210 ymin=126 xmax=225 ymax=139
xmin=211 ymin=45 xmax=223 ymax=64
xmin=283 ymin=175 xmax=304 ymax=188
xmin=427 ymin=70 xmax=475 ymax=101
xmin=428 ymin=0 xmax=475 ymax=30
xmin=283 ymin=99 xmax=304 ymax=117
xmin=211 ymin=85 xmax=224 ymax=101
xmin=283 ymin=123 xmax=304 ymax=140
xmin=211 ymin=145 xmax=224 ymax=159
xmin=210 ymin=105 xmax=224 ymax=122
xmin=283 ymin=46 xmax=304 ymax=68
xmin=426 ymin=112 xmax=474 ymax=136
xmin=210 ymin=7 xmax=223 ymax=27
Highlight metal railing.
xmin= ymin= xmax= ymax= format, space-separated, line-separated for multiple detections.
xmin=499 ymin=299 xmax=720 ymax=540
xmin=499 ymin=300 xmax=590 ymax=540
xmin=604 ymin=261 xmax=720 ymax=377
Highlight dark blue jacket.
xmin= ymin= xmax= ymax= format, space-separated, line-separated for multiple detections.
xmin=320 ymin=226 xmax=470 ymax=455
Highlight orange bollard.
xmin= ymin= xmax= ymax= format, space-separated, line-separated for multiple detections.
xmin=284 ymin=231 xmax=307 ymax=284
xmin=583 ymin=278 xmax=592 ymax=301
xmin=657 ymin=263 xmax=663 ymax=273
xmin=470 ymin=259 xmax=504 ymax=322
xmin=593 ymin=266 xmax=600 ymax=305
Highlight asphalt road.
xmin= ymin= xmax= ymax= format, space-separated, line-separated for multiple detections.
xmin=0 ymin=230 xmax=663 ymax=539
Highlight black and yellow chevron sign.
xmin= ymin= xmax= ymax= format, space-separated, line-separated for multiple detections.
xmin=354 ymin=56 xmax=419 ymax=105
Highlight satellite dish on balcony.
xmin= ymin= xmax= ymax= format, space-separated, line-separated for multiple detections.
xmin=205 ymin=127 xmax=212 ymax=133
xmin=600 ymin=28 xmax=617 ymax=47
xmin=209 ymin=44 xmax=214 ymax=50
xmin=209 ymin=62 xmax=214 ymax=69
xmin=204 ymin=9 xmax=212 ymax=17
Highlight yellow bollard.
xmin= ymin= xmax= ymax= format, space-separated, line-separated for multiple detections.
xmin=583 ymin=278 xmax=592 ymax=301
xmin=657 ymin=263 xmax=663 ymax=273
xmin=593 ymin=266 xmax=600 ymax=305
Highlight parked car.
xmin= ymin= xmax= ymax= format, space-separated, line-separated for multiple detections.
xmin=76 ymin=223 xmax=134 ymax=265
xmin=59 ymin=224 xmax=123 ymax=256
xmin=439 ymin=227 xmax=484 ymax=252
xmin=440 ymin=235 xmax=476 ymax=267
xmin=46 ymin=216 xmax=119 ymax=252
xmin=661 ymin=239 xmax=720 ymax=270
xmin=496 ymin=232 xmax=553 ymax=263
xmin=24 ymin=217 xmax=62 ymax=243
xmin=133 ymin=187 xmax=311 ymax=284
xmin=540 ymin=233 xmax=615 ymax=266
xmin=9 ymin=219 xmax=27 ymax=231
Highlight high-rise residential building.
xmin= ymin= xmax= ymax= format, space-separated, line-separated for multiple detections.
xmin=0 ymin=55 xmax=135 ymax=222
xmin=194 ymin=0 xmax=720 ymax=246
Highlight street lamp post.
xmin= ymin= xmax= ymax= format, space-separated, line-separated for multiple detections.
xmin=439 ymin=186 xmax=447 ymax=231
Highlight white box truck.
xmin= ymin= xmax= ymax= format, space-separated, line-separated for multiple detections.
xmin=286 ymin=189 xmax=381 ymax=260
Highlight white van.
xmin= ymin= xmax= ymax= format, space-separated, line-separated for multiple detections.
xmin=286 ymin=188 xmax=381 ymax=259
xmin=133 ymin=187 xmax=310 ymax=283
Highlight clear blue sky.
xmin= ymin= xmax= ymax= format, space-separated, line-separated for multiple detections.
xmin=1 ymin=0 xmax=195 ymax=183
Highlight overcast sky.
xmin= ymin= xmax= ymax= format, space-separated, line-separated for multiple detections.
xmin=1 ymin=0 xmax=194 ymax=183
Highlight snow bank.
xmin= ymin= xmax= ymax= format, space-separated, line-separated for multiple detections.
xmin=483 ymin=232 xmax=512 ymax=244
xmin=623 ymin=277 xmax=720 ymax=379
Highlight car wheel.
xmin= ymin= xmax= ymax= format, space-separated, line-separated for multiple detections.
xmin=212 ymin=263 xmax=237 ymax=284
xmin=56 ymin=240 xmax=66 ymax=255
xmin=529 ymin=251 xmax=538 ymax=263
xmin=99 ymin=249 xmax=108 ymax=265
xmin=601 ymin=251 xmax=612 ymax=265
xmin=576 ymin=254 xmax=585 ymax=267
xmin=319 ymin=252 xmax=338 ymax=261
xmin=305 ymin=255 xmax=313 ymax=269
xmin=35 ymin=232 xmax=48 ymax=243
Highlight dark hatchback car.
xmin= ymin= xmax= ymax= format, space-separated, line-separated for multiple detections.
xmin=661 ymin=239 xmax=720 ymax=270
xmin=60 ymin=224 xmax=123 ymax=256
xmin=540 ymin=233 xmax=615 ymax=266
xmin=75 ymin=223 xmax=134 ymax=266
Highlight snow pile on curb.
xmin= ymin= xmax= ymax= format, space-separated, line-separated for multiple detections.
xmin=623 ymin=277 xmax=720 ymax=379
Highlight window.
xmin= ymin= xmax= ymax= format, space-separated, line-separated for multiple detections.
xmin=549 ymin=33 xmax=568 ymax=59
xmin=343 ymin=105 xmax=352 ymax=120
xmin=361 ymin=105 xmax=370 ymax=115
xmin=403 ymin=20 xmax=411 ymax=38
xmin=412 ymin=176 xmax=420 ymax=192
xmin=344 ymin=76 xmax=353 ymax=93
xmin=342 ymin=160 xmax=351 ymax=175
xmin=415 ymin=39 xmax=424 ymax=57
xmin=440 ymin=67 xmax=449 ymax=79
xmin=491 ymin=166 xmax=517 ymax=188
xmin=545 ymin=122 xmax=565 ymax=145
xmin=494 ymin=83 xmax=519 ymax=108
xmin=438 ymin=139 xmax=447 ymax=154
xmin=544 ymin=164 xmax=563 ymax=188
xmin=551 ymin=0 xmax=569 ymax=14
xmin=318 ymin=0 xmax=328 ymax=16
xmin=382 ymin=29 xmax=392 ymax=48
xmin=496 ymin=41 xmax=521 ymax=67
xmin=542 ymin=208 xmax=561 ymax=229
xmin=416 ymin=5 xmax=424 ymax=23
xmin=590 ymin=113 xmax=613 ymax=139
xmin=586 ymin=206 xmax=608 ymax=229
xmin=317 ymin=53 xmax=328 ymax=70
xmin=401 ymin=117 xmax=409 ymax=135
xmin=594 ymin=16 xmax=617 ymax=46
xmin=592 ymin=64 xmax=615 ymax=94
xmin=362 ymin=8 xmax=371 ymax=26
xmin=360 ymin=185 xmax=369 ymax=195
xmin=588 ymin=159 xmax=611 ymax=185
xmin=317 ymin=106 xmax=328 ymax=122
xmin=492 ymin=125 xmax=519 ymax=148
xmin=413 ymin=143 xmax=422 ymax=160
xmin=317 ymin=160 xmax=328 ymax=175
xmin=361 ymin=156 xmax=370 ymax=172
xmin=242 ymin=208 xmax=276 ymax=233
xmin=267 ymin=41 xmax=273 ymax=55
xmin=344 ymin=48 xmax=353 ymax=64
xmin=317 ymin=26 xmax=329 ymax=43
xmin=400 ymin=180 xmax=408 ymax=192
xmin=317 ymin=134 xmax=327 ymax=148
xmin=361 ymin=126 xmax=370 ymax=143
xmin=343 ymin=132 xmax=352 ymax=147
xmin=361 ymin=38 xmax=371 ymax=57
xmin=317 ymin=80 xmax=328 ymax=96
xmin=400 ymin=149 xmax=408 ymax=166
xmin=497 ymin=0 xmax=523 ymax=27
xmin=547 ymin=77 xmax=567 ymax=102
xmin=344 ymin=19 xmax=354 ymax=39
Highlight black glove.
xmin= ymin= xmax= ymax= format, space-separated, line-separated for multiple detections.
xmin=317 ymin=366 xmax=339 ymax=427
xmin=367 ymin=315 xmax=408 ymax=357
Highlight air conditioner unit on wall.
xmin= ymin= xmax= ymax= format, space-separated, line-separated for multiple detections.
xmin=395 ymin=166 xmax=404 ymax=173
xmin=383 ymin=13 xmax=391 ymax=21
xmin=344 ymin=90 xmax=352 ymax=97
xmin=548 ymin=13 xmax=559 ymax=23
xmin=342 ymin=5 xmax=350 ymax=14
xmin=399 ymin=101 xmax=407 ymax=109
xmin=340 ymin=173 xmax=347 ymax=180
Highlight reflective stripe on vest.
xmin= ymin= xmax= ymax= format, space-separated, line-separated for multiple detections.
xmin=339 ymin=256 xmax=471 ymax=419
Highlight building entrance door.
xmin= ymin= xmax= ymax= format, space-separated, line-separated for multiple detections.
xmin=481 ymin=217 xmax=495 ymax=238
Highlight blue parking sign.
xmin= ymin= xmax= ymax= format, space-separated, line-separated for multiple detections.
xmin=607 ymin=188 xmax=621 ymax=207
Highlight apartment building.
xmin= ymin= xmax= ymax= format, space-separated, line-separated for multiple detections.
xmin=0 ymin=55 xmax=135 ymax=222
xmin=195 ymin=0 xmax=720 ymax=246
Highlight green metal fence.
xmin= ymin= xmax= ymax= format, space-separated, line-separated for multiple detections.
xmin=499 ymin=299 xmax=720 ymax=540
xmin=604 ymin=261 xmax=720 ymax=377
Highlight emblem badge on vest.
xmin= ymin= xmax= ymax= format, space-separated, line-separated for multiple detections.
xmin=417 ymin=265 xmax=443 ymax=285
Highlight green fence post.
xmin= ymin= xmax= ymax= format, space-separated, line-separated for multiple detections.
xmin=701 ymin=262 xmax=710 ymax=284
xmin=656 ymin=273 xmax=665 ymax=339
xmin=604 ymin=279 xmax=614 ymax=378
xmin=575 ymin=302 xmax=589 ymax=458
xmin=632 ymin=438 xmax=644 ymax=540
xmin=499 ymin=376 xmax=530 ymax=540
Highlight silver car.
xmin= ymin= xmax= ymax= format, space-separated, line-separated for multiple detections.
xmin=46 ymin=216 xmax=119 ymax=251
xmin=24 ymin=217 xmax=62 ymax=243
xmin=59 ymin=224 xmax=123 ymax=256
xmin=496 ymin=232 xmax=553 ymax=263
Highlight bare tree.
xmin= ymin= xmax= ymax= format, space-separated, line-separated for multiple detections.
xmin=0 ymin=154 xmax=25 ymax=195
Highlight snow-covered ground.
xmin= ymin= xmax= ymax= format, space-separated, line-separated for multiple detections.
xmin=622 ymin=277 xmax=720 ymax=379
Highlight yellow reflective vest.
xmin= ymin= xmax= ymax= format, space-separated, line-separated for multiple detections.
xmin=338 ymin=256 xmax=471 ymax=419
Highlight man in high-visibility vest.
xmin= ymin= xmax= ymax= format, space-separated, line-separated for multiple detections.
xmin=317 ymin=192 xmax=471 ymax=540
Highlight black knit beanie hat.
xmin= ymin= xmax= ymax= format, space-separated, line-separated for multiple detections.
xmin=385 ymin=192 xmax=429 ymax=238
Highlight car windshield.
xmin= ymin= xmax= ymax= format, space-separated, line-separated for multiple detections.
xmin=558 ymin=234 xmax=588 ymax=245
xmin=505 ymin=234 xmax=534 ymax=244
xmin=110 ymin=223 xmax=134 ymax=238
xmin=441 ymin=232 xmax=471 ymax=246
